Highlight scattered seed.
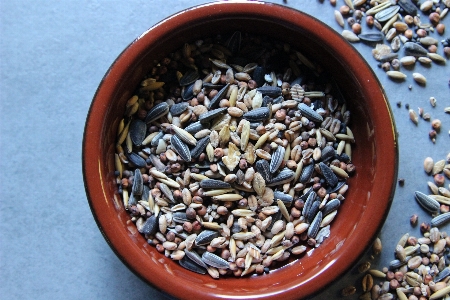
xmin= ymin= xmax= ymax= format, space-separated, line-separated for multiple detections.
xmin=412 ymin=73 xmax=426 ymax=84
xmin=424 ymin=157 xmax=434 ymax=173
xmin=387 ymin=71 xmax=407 ymax=80
xmin=409 ymin=109 xmax=419 ymax=124
xmin=427 ymin=52 xmax=447 ymax=63
xmin=334 ymin=10 xmax=345 ymax=27
xmin=342 ymin=30 xmax=360 ymax=42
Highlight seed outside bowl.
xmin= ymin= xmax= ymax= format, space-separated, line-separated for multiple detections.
xmin=83 ymin=2 xmax=398 ymax=300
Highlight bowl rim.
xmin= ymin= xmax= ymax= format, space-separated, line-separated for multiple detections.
xmin=83 ymin=1 xmax=398 ymax=299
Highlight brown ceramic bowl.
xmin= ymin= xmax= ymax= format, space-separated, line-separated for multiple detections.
xmin=83 ymin=2 xmax=398 ymax=299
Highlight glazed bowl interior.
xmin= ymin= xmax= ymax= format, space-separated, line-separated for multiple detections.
xmin=83 ymin=2 xmax=398 ymax=299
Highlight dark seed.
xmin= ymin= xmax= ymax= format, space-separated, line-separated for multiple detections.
xmin=306 ymin=200 xmax=320 ymax=224
xmin=142 ymin=185 xmax=150 ymax=203
xmin=404 ymin=42 xmax=428 ymax=57
xmin=168 ymin=228 xmax=188 ymax=240
xmin=434 ymin=267 xmax=450 ymax=282
xmin=185 ymin=121 xmax=209 ymax=134
xmin=319 ymin=162 xmax=338 ymax=187
xmin=255 ymin=159 xmax=272 ymax=183
xmin=272 ymin=95 xmax=284 ymax=104
xmin=270 ymin=146 xmax=285 ymax=173
xmin=198 ymin=107 xmax=227 ymax=124
xmin=250 ymin=122 xmax=261 ymax=129
xmin=179 ymin=69 xmax=199 ymax=86
xmin=339 ymin=153 xmax=351 ymax=163
xmin=414 ymin=191 xmax=440 ymax=214
xmin=256 ymin=86 xmax=282 ymax=97
xmin=181 ymin=83 xmax=195 ymax=101
xmin=150 ymin=131 xmax=164 ymax=147
xmin=320 ymin=146 xmax=336 ymax=163
xmin=208 ymin=83 xmax=230 ymax=109
xmin=184 ymin=249 xmax=208 ymax=269
xmin=129 ymin=119 xmax=147 ymax=146
xmin=173 ymin=212 xmax=189 ymax=223
xmin=267 ymin=169 xmax=295 ymax=186
xmin=127 ymin=152 xmax=147 ymax=168
xmin=389 ymin=259 xmax=407 ymax=270
xmin=243 ymin=107 xmax=270 ymax=122
xmin=299 ymin=188 xmax=313 ymax=202
xmin=171 ymin=135 xmax=191 ymax=162
xmin=195 ymin=230 xmax=219 ymax=246
xmin=326 ymin=180 xmax=346 ymax=194
xmin=358 ymin=32 xmax=384 ymax=43
xmin=298 ymin=103 xmax=323 ymax=122
xmin=191 ymin=136 xmax=210 ymax=159
xmin=253 ymin=66 xmax=266 ymax=87
xmin=202 ymin=251 xmax=230 ymax=269
xmin=128 ymin=193 xmax=137 ymax=207
xmin=322 ymin=198 xmax=340 ymax=217
xmin=262 ymin=95 xmax=272 ymax=107
xmin=273 ymin=191 xmax=293 ymax=207
xmin=179 ymin=256 xmax=207 ymax=274
xmin=202 ymin=82 xmax=225 ymax=90
xmin=170 ymin=102 xmax=189 ymax=116
xmin=132 ymin=169 xmax=143 ymax=196
xmin=145 ymin=102 xmax=169 ymax=124
xmin=299 ymin=163 xmax=315 ymax=184
xmin=200 ymin=178 xmax=231 ymax=189
xmin=231 ymin=220 xmax=241 ymax=234
xmin=302 ymin=190 xmax=317 ymax=217
xmin=398 ymin=0 xmax=417 ymax=16
xmin=141 ymin=214 xmax=158 ymax=235
xmin=307 ymin=211 xmax=322 ymax=238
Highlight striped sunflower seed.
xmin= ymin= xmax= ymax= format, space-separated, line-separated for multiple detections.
xmin=269 ymin=146 xmax=285 ymax=173
xmin=431 ymin=212 xmax=450 ymax=227
xmin=145 ymin=102 xmax=169 ymax=124
xmin=298 ymin=103 xmax=323 ymax=122
xmin=170 ymin=135 xmax=191 ymax=162
xmin=415 ymin=191 xmax=440 ymax=213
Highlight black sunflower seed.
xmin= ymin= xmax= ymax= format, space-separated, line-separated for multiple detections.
xmin=190 ymin=136 xmax=210 ymax=159
xmin=129 ymin=119 xmax=146 ymax=147
xmin=170 ymin=102 xmax=189 ymax=116
xmin=179 ymin=69 xmax=199 ymax=86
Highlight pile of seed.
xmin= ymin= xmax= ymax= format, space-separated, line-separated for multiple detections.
xmin=341 ymin=154 xmax=450 ymax=299
xmin=327 ymin=0 xmax=449 ymax=84
xmin=422 ymin=153 xmax=450 ymax=220
xmin=355 ymin=228 xmax=450 ymax=300
xmin=114 ymin=32 xmax=357 ymax=278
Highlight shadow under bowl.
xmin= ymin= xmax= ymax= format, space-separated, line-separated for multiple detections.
xmin=83 ymin=2 xmax=398 ymax=299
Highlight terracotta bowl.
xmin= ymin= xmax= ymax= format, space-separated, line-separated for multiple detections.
xmin=83 ymin=2 xmax=398 ymax=299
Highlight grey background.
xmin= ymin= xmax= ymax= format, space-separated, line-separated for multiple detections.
xmin=0 ymin=0 xmax=449 ymax=299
